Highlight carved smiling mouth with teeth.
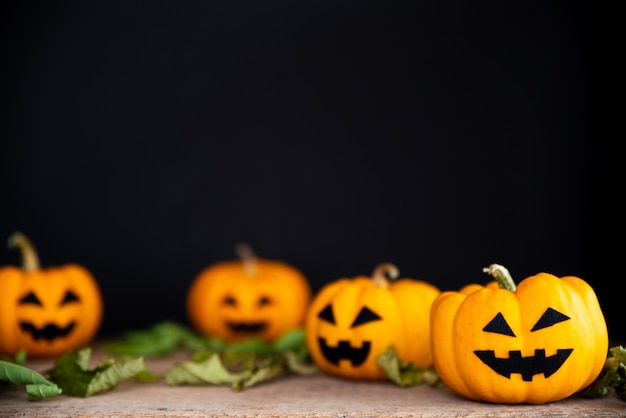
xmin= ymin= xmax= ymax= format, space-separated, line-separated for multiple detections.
xmin=19 ymin=321 xmax=76 ymax=342
xmin=226 ymin=321 xmax=268 ymax=334
xmin=318 ymin=338 xmax=371 ymax=366
xmin=474 ymin=348 xmax=574 ymax=381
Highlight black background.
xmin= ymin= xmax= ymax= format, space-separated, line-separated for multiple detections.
xmin=1 ymin=2 xmax=621 ymax=343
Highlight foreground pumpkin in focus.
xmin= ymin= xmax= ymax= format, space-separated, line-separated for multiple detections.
xmin=186 ymin=243 xmax=312 ymax=342
xmin=0 ymin=232 xmax=103 ymax=357
xmin=431 ymin=264 xmax=608 ymax=404
xmin=305 ymin=263 xmax=441 ymax=380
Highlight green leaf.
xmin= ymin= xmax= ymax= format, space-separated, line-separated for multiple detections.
xmin=0 ymin=349 xmax=27 ymax=366
xmin=283 ymin=351 xmax=318 ymax=375
xmin=86 ymin=356 xmax=146 ymax=397
xmin=14 ymin=349 xmax=27 ymax=366
xmin=48 ymin=347 xmax=146 ymax=397
xmin=224 ymin=338 xmax=272 ymax=356
xmin=106 ymin=323 xmax=318 ymax=392
xmin=165 ymin=353 xmax=252 ymax=386
xmin=273 ymin=329 xmax=306 ymax=353
xmin=105 ymin=321 xmax=221 ymax=357
xmin=272 ymin=328 xmax=311 ymax=362
xmin=376 ymin=345 xmax=443 ymax=388
xmin=24 ymin=383 xmax=65 ymax=402
xmin=47 ymin=350 xmax=96 ymax=397
xmin=0 ymin=360 xmax=62 ymax=401
xmin=610 ymin=345 xmax=626 ymax=363
xmin=233 ymin=361 xmax=284 ymax=391
xmin=611 ymin=347 xmax=626 ymax=402
xmin=165 ymin=348 xmax=316 ymax=391
xmin=133 ymin=369 xmax=162 ymax=382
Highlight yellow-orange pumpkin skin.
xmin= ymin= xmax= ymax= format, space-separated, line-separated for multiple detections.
xmin=187 ymin=246 xmax=312 ymax=342
xmin=305 ymin=264 xmax=441 ymax=381
xmin=431 ymin=271 xmax=608 ymax=404
xmin=0 ymin=233 xmax=103 ymax=358
xmin=458 ymin=280 xmax=499 ymax=295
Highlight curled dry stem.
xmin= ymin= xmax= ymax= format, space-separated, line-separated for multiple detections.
xmin=8 ymin=231 xmax=40 ymax=272
xmin=372 ymin=262 xmax=399 ymax=288
xmin=482 ymin=263 xmax=516 ymax=292
xmin=235 ymin=243 xmax=257 ymax=276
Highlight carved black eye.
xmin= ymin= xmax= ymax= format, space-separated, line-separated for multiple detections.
xmin=318 ymin=304 xmax=335 ymax=324
xmin=223 ymin=296 xmax=237 ymax=306
xmin=258 ymin=296 xmax=271 ymax=307
xmin=483 ymin=312 xmax=516 ymax=336
xmin=18 ymin=292 xmax=42 ymax=306
xmin=531 ymin=307 xmax=570 ymax=331
xmin=350 ymin=306 xmax=382 ymax=328
xmin=60 ymin=290 xmax=80 ymax=305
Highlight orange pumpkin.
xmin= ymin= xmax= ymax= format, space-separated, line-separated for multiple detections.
xmin=305 ymin=263 xmax=441 ymax=380
xmin=186 ymin=243 xmax=312 ymax=342
xmin=431 ymin=264 xmax=608 ymax=404
xmin=0 ymin=232 xmax=103 ymax=357
xmin=458 ymin=280 xmax=499 ymax=295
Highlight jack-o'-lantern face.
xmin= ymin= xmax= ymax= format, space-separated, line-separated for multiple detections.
xmin=0 ymin=234 xmax=103 ymax=358
xmin=198 ymin=270 xmax=308 ymax=341
xmin=310 ymin=283 xmax=403 ymax=379
xmin=8 ymin=268 xmax=102 ymax=357
xmin=187 ymin=244 xmax=312 ymax=342
xmin=316 ymin=303 xmax=383 ymax=367
xmin=473 ymin=307 xmax=573 ymax=382
xmin=220 ymin=292 xmax=273 ymax=336
xmin=306 ymin=264 xmax=441 ymax=381
xmin=431 ymin=267 xmax=608 ymax=404
xmin=18 ymin=287 xmax=80 ymax=342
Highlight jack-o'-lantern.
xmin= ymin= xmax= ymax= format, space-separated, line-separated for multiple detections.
xmin=305 ymin=263 xmax=441 ymax=381
xmin=186 ymin=243 xmax=312 ymax=342
xmin=431 ymin=264 xmax=608 ymax=404
xmin=0 ymin=232 xmax=103 ymax=357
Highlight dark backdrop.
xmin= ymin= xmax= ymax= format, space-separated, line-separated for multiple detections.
xmin=1 ymin=2 xmax=620 ymax=343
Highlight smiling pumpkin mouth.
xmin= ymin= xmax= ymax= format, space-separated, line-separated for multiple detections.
xmin=226 ymin=321 xmax=268 ymax=334
xmin=318 ymin=337 xmax=371 ymax=367
xmin=19 ymin=321 xmax=76 ymax=342
xmin=474 ymin=348 xmax=574 ymax=381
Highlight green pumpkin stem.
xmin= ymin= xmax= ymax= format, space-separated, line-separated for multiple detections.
xmin=372 ymin=263 xmax=399 ymax=288
xmin=8 ymin=232 xmax=40 ymax=272
xmin=482 ymin=263 xmax=516 ymax=292
xmin=235 ymin=242 xmax=257 ymax=276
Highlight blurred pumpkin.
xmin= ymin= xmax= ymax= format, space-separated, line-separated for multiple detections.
xmin=305 ymin=263 xmax=441 ymax=380
xmin=0 ymin=232 xmax=103 ymax=357
xmin=458 ymin=279 xmax=499 ymax=295
xmin=186 ymin=243 xmax=312 ymax=342
xmin=431 ymin=263 xmax=608 ymax=404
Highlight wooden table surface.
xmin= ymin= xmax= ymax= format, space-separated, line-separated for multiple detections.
xmin=2 ymin=347 xmax=624 ymax=418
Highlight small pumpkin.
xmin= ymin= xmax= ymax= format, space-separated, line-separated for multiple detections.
xmin=305 ymin=263 xmax=441 ymax=381
xmin=431 ymin=264 xmax=608 ymax=404
xmin=458 ymin=279 xmax=499 ymax=295
xmin=186 ymin=243 xmax=312 ymax=342
xmin=0 ymin=232 xmax=104 ymax=357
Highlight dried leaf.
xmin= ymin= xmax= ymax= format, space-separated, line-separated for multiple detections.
xmin=105 ymin=321 xmax=221 ymax=357
xmin=376 ymin=345 xmax=442 ymax=388
xmin=165 ymin=353 xmax=251 ymax=386
xmin=48 ymin=347 xmax=146 ymax=397
xmin=0 ymin=360 xmax=62 ymax=401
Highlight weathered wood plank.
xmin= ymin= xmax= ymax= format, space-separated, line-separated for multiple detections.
xmin=1 ymin=347 xmax=624 ymax=417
